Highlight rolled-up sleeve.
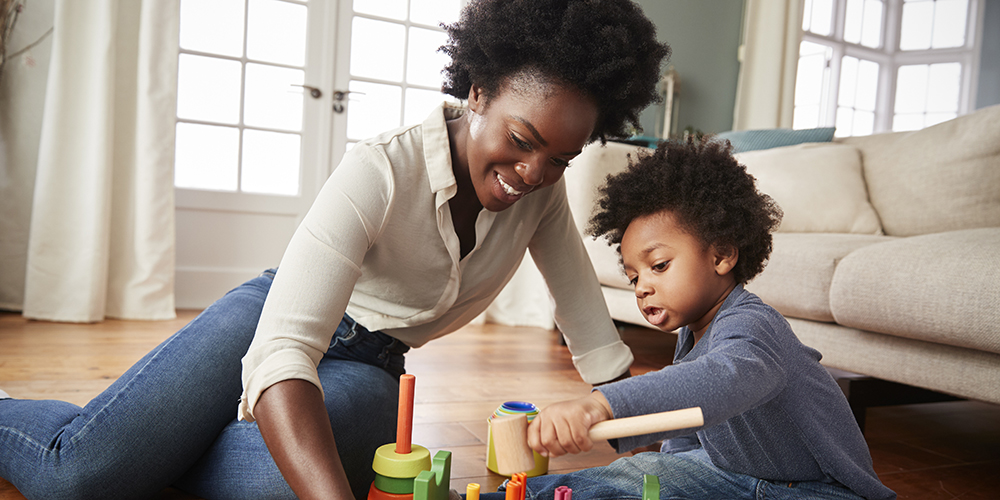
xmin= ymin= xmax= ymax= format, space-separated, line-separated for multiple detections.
xmin=238 ymin=145 xmax=393 ymax=421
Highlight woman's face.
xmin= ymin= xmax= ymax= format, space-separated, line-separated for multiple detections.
xmin=463 ymin=78 xmax=599 ymax=212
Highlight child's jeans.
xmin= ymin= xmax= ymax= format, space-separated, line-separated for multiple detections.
xmin=480 ymin=447 xmax=866 ymax=500
xmin=0 ymin=269 xmax=408 ymax=500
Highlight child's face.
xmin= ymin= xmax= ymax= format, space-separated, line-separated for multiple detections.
xmin=621 ymin=210 xmax=737 ymax=336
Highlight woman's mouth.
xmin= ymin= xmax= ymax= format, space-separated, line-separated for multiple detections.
xmin=495 ymin=172 xmax=530 ymax=203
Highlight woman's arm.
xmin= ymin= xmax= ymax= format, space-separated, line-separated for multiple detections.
xmin=255 ymin=379 xmax=356 ymax=500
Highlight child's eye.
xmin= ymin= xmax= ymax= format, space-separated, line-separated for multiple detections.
xmin=510 ymin=133 xmax=532 ymax=151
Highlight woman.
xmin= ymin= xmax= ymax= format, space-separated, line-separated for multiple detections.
xmin=0 ymin=1 xmax=669 ymax=499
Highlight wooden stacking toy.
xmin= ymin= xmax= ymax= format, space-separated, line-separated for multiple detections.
xmin=490 ymin=406 xmax=704 ymax=475
xmin=368 ymin=374 xmax=451 ymax=500
xmin=486 ymin=401 xmax=549 ymax=476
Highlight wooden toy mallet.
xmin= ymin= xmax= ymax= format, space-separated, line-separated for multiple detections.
xmin=490 ymin=407 xmax=704 ymax=474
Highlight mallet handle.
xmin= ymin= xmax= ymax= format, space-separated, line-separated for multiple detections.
xmin=588 ymin=407 xmax=704 ymax=441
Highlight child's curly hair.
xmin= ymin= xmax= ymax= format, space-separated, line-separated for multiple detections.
xmin=441 ymin=0 xmax=670 ymax=143
xmin=587 ymin=137 xmax=783 ymax=284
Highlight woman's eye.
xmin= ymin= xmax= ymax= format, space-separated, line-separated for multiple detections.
xmin=510 ymin=133 xmax=532 ymax=151
xmin=551 ymin=157 xmax=570 ymax=168
xmin=653 ymin=261 xmax=669 ymax=271
xmin=628 ymin=276 xmax=638 ymax=286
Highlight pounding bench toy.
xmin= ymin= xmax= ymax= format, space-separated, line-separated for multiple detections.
xmin=368 ymin=374 xmax=451 ymax=500
xmin=489 ymin=406 xmax=705 ymax=475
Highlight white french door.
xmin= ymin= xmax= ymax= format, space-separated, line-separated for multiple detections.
xmin=174 ymin=0 xmax=463 ymax=308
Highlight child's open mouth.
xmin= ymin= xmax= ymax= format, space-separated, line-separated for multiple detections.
xmin=643 ymin=305 xmax=667 ymax=327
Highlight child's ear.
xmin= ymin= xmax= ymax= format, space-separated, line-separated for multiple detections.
xmin=712 ymin=245 xmax=739 ymax=276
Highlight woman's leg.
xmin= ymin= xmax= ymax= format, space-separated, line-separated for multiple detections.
xmin=0 ymin=271 xmax=275 ymax=500
xmin=175 ymin=315 xmax=406 ymax=500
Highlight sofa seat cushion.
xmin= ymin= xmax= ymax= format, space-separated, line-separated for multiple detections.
xmin=840 ymin=104 xmax=1000 ymax=237
xmin=830 ymin=228 xmax=1000 ymax=354
xmin=746 ymin=233 xmax=892 ymax=322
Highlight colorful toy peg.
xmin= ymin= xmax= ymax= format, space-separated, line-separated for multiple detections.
xmin=397 ymin=374 xmax=416 ymax=454
xmin=642 ymin=474 xmax=660 ymax=500
xmin=504 ymin=479 xmax=522 ymax=500
xmin=412 ymin=450 xmax=452 ymax=500
xmin=466 ymin=483 xmax=481 ymax=500
xmin=554 ymin=486 xmax=572 ymax=500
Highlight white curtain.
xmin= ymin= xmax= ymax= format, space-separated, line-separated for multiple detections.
xmin=23 ymin=0 xmax=179 ymax=322
xmin=732 ymin=0 xmax=803 ymax=131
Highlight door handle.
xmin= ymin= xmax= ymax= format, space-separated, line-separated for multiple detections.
xmin=291 ymin=84 xmax=323 ymax=99
xmin=332 ymin=90 xmax=364 ymax=113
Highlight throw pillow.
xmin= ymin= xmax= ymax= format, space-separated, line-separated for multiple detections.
xmin=736 ymin=143 xmax=883 ymax=234
xmin=717 ymin=127 xmax=836 ymax=154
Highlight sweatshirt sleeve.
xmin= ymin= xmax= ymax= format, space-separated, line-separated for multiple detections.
xmin=238 ymin=144 xmax=394 ymax=422
xmin=596 ymin=309 xmax=787 ymax=452
xmin=528 ymin=178 xmax=633 ymax=385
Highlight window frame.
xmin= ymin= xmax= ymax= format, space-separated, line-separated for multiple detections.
xmin=796 ymin=0 xmax=985 ymax=136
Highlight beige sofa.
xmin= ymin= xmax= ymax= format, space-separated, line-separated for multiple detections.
xmin=564 ymin=104 xmax=1000 ymax=406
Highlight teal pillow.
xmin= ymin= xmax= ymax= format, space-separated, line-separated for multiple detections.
xmin=716 ymin=127 xmax=836 ymax=154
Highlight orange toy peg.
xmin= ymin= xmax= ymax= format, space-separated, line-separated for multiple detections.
xmin=396 ymin=374 xmax=416 ymax=454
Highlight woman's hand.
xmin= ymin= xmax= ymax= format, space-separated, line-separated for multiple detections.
xmin=526 ymin=391 xmax=613 ymax=457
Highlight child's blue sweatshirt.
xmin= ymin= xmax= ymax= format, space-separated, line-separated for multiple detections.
xmin=597 ymin=286 xmax=896 ymax=500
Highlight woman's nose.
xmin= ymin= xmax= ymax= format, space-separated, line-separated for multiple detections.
xmin=514 ymin=160 xmax=545 ymax=186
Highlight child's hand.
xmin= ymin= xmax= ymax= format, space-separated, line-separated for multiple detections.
xmin=526 ymin=391 xmax=613 ymax=457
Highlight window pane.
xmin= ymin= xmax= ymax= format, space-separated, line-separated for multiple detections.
xmin=838 ymin=56 xmax=859 ymax=107
xmin=893 ymin=112 xmax=925 ymax=131
xmin=244 ymin=63 xmax=305 ymax=132
xmin=803 ymin=0 xmax=814 ymax=30
xmin=350 ymin=17 xmax=406 ymax=81
xmin=932 ymin=0 xmax=968 ymax=48
xmin=861 ymin=0 xmax=884 ymax=48
xmin=176 ymin=54 xmax=242 ymax=124
xmin=895 ymin=65 xmax=929 ymax=113
xmin=856 ymin=59 xmax=879 ymax=111
xmin=852 ymin=110 xmax=875 ymax=135
xmin=836 ymin=107 xmax=855 ymax=137
xmin=844 ymin=0 xmax=864 ymax=43
xmin=410 ymin=0 xmax=461 ymax=26
xmin=793 ymin=105 xmax=822 ymax=130
xmin=346 ymin=80 xmax=402 ymax=140
xmin=179 ymin=0 xmax=244 ymax=57
xmin=926 ymin=62 xmax=961 ymax=112
xmin=247 ymin=0 xmax=308 ymax=67
xmin=241 ymin=129 xmax=301 ymax=196
xmin=175 ymin=123 xmax=239 ymax=191
xmin=795 ymin=42 xmax=831 ymax=106
xmin=406 ymin=27 xmax=449 ymax=87
xmin=900 ymin=1 xmax=934 ymax=50
xmin=925 ymin=112 xmax=956 ymax=126
xmin=404 ymin=88 xmax=451 ymax=125
xmin=354 ymin=0 xmax=407 ymax=20
xmin=808 ymin=0 xmax=834 ymax=35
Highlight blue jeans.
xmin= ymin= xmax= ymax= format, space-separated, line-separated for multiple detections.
xmin=0 ymin=269 xmax=408 ymax=500
xmin=479 ymin=448 xmax=865 ymax=500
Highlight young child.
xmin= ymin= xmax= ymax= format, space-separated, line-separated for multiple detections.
xmin=485 ymin=138 xmax=896 ymax=500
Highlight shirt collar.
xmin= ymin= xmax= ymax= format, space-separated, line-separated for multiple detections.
xmin=422 ymin=102 xmax=465 ymax=196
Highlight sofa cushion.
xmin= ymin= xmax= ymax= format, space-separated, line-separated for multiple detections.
xmin=745 ymin=233 xmax=891 ymax=322
xmin=736 ymin=143 xmax=883 ymax=234
xmin=565 ymin=141 xmax=650 ymax=233
xmin=840 ymin=104 xmax=1000 ymax=237
xmin=829 ymin=228 xmax=1000 ymax=354
xmin=717 ymin=127 xmax=836 ymax=154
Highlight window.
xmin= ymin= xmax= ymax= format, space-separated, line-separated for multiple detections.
xmin=793 ymin=0 xmax=983 ymax=137
xmin=174 ymin=0 xmax=309 ymax=196
xmin=344 ymin=0 xmax=463 ymax=149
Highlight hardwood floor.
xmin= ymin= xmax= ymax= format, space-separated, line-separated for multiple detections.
xmin=1 ymin=311 xmax=998 ymax=499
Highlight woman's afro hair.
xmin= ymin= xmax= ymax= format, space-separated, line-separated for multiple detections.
xmin=441 ymin=0 xmax=670 ymax=142
xmin=587 ymin=137 xmax=783 ymax=285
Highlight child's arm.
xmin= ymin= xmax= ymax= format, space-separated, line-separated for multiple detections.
xmin=526 ymin=391 xmax=614 ymax=457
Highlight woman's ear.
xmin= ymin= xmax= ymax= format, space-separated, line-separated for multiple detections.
xmin=468 ymin=84 xmax=486 ymax=113
xmin=713 ymin=245 xmax=739 ymax=276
